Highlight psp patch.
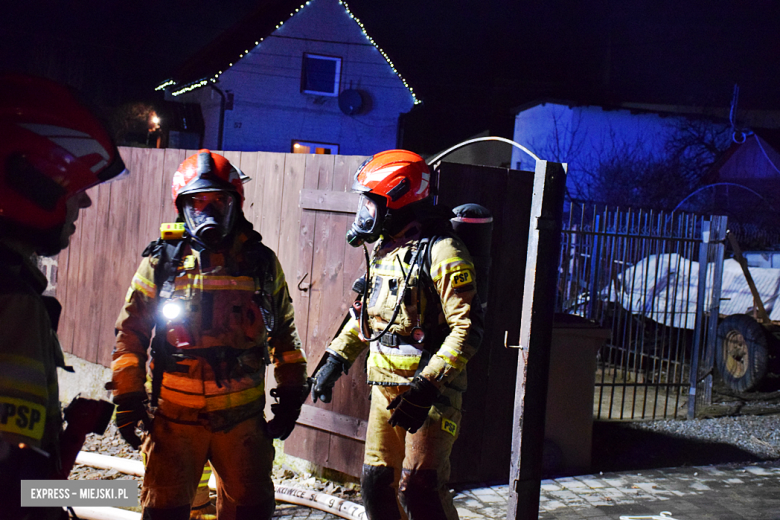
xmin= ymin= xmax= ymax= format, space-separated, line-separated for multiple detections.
xmin=451 ymin=270 xmax=473 ymax=288
xmin=0 ymin=396 xmax=46 ymax=440
xmin=441 ymin=417 xmax=457 ymax=437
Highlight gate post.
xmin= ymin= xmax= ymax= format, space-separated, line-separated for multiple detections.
xmin=506 ymin=160 xmax=567 ymax=520
xmin=687 ymin=216 xmax=727 ymax=419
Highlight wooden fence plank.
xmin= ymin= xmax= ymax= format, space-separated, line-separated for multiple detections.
xmin=284 ymin=154 xmax=336 ymax=470
xmin=295 ymin=155 xmax=335 ymax=349
xmin=297 ymin=405 xmax=368 ymax=441
xmin=277 ymin=153 xmax=307 ymax=293
xmin=286 ymin=153 xmax=339 ymax=470
xmin=240 ymin=152 xmax=264 ymax=229
xmin=299 ymin=189 xmax=360 ymax=213
xmin=162 ymin=149 xmax=185 ymax=224
xmin=88 ymin=181 xmax=115 ymax=365
xmin=256 ymin=152 xmax=284 ymax=253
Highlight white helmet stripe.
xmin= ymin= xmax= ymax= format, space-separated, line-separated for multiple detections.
xmin=416 ymin=170 xmax=430 ymax=195
xmin=363 ymin=164 xmax=406 ymax=183
xmin=18 ymin=123 xmax=110 ymax=163
xmin=18 ymin=123 xmax=90 ymax=138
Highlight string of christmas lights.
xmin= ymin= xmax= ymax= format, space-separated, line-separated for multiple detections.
xmin=156 ymin=0 xmax=419 ymax=104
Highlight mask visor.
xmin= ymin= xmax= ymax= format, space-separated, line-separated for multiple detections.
xmin=347 ymin=194 xmax=384 ymax=246
xmin=182 ymin=192 xmax=236 ymax=245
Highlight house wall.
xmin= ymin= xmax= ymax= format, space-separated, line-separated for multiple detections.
xmin=176 ymin=0 xmax=415 ymax=155
xmin=512 ymin=103 xmax=685 ymax=199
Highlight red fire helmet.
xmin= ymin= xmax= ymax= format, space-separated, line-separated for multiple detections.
xmin=352 ymin=149 xmax=431 ymax=210
xmin=171 ymin=150 xmax=244 ymax=210
xmin=0 ymin=74 xmax=127 ymax=230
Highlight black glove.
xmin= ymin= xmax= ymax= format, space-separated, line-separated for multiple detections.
xmin=387 ymin=376 xmax=440 ymax=434
xmin=266 ymin=385 xmax=308 ymax=440
xmin=113 ymin=393 xmax=151 ymax=450
xmin=311 ymin=353 xmax=348 ymax=403
xmin=0 ymin=440 xmax=50 ymax=483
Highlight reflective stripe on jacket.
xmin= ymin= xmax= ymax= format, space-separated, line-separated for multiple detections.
xmin=328 ymin=224 xmax=483 ymax=388
xmin=111 ymin=229 xmax=306 ymax=422
xmin=0 ymin=247 xmax=63 ymax=455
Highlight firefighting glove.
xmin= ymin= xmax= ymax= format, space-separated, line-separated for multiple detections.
xmin=387 ymin=375 xmax=439 ymax=434
xmin=266 ymin=385 xmax=308 ymax=440
xmin=311 ymin=353 xmax=349 ymax=404
xmin=113 ymin=393 xmax=151 ymax=450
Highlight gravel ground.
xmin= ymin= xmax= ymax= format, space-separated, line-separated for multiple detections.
xmin=70 ymin=422 xmax=362 ymax=514
xmin=590 ymin=386 xmax=780 ymax=474
xmin=628 ymin=412 xmax=780 ymax=459
xmin=71 ymin=400 xmax=780 ymax=513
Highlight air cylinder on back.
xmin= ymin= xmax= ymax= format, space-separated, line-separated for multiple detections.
xmin=451 ymin=204 xmax=493 ymax=308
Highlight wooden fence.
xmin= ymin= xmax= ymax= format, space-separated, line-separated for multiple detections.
xmin=56 ymin=147 xmax=367 ymax=368
xmin=55 ymin=148 xmax=534 ymax=483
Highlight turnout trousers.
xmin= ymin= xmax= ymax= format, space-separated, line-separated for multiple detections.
xmin=140 ymin=413 xmax=275 ymax=520
xmin=362 ymin=384 xmax=462 ymax=520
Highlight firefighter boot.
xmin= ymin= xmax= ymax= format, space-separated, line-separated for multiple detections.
xmin=361 ymin=464 xmax=402 ymax=520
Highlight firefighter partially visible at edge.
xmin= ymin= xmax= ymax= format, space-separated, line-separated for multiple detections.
xmin=0 ymin=74 xmax=129 ymax=520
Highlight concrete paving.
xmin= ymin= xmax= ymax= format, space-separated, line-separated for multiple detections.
xmin=271 ymin=460 xmax=780 ymax=519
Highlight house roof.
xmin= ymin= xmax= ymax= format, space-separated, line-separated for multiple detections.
xmin=155 ymin=0 xmax=418 ymax=103
xmin=703 ymin=128 xmax=780 ymax=185
xmin=512 ymin=97 xmax=730 ymax=121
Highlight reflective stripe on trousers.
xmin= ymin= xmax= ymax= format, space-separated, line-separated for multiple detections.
xmin=362 ymin=384 xmax=462 ymax=520
xmin=141 ymin=414 xmax=275 ymax=519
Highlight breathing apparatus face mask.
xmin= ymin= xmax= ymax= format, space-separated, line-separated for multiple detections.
xmin=347 ymin=194 xmax=386 ymax=247
xmin=181 ymin=191 xmax=236 ymax=248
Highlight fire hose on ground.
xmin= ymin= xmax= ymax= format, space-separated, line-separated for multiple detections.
xmin=71 ymin=451 xmax=367 ymax=520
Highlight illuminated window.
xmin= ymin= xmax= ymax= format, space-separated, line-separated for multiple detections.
xmin=292 ymin=140 xmax=339 ymax=154
xmin=301 ymin=53 xmax=341 ymax=96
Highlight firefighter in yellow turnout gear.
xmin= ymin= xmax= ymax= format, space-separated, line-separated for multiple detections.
xmin=111 ymin=150 xmax=307 ymax=520
xmin=311 ymin=150 xmax=484 ymax=520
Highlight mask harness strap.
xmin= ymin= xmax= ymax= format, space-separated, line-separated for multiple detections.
xmin=151 ymin=238 xmax=187 ymax=409
xmin=358 ymin=239 xmax=429 ymax=343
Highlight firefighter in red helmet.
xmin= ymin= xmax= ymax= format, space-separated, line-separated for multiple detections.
xmin=110 ymin=150 xmax=308 ymax=519
xmin=311 ymin=150 xmax=484 ymax=520
xmin=0 ymin=74 xmax=128 ymax=519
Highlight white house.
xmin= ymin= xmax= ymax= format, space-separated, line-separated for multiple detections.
xmin=511 ymin=100 xmax=780 ymax=202
xmin=156 ymin=0 xmax=418 ymax=155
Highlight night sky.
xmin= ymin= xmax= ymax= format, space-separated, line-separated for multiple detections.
xmin=2 ymin=0 xmax=779 ymax=153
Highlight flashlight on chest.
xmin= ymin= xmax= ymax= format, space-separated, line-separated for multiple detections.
xmin=161 ymin=299 xmax=194 ymax=348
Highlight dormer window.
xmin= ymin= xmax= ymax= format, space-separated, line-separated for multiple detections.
xmin=301 ymin=53 xmax=341 ymax=96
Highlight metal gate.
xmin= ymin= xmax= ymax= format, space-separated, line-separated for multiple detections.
xmin=555 ymin=204 xmax=727 ymax=420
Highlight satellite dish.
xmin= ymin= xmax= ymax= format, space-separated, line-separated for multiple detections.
xmin=338 ymin=89 xmax=364 ymax=115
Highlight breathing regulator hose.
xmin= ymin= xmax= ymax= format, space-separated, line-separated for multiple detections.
xmin=356 ymin=241 xmax=423 ymax=342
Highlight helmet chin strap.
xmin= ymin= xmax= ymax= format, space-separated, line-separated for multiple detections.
xmin=0 ymin=219 xmax=65 ymax=257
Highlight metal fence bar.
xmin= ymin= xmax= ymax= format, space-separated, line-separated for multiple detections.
xmin=558 ymin=205 xmax=725 ymax=422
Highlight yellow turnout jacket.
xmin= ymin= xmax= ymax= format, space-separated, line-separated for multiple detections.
xmin=111 ymin=227 xmax=306 ymax=428
xmin=328 ymin=222 xmax=483 ymax=390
